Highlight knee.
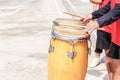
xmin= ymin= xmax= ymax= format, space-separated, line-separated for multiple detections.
xmin=106 ymin=57 xmax=112 ymax=63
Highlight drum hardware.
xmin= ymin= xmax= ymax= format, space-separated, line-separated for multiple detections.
xmin=52 ymin=29 xmax=88 ymax=43
xmin=67 ymin=51 xmax=74 ymax=58
xmin=67 ymin=40 xmax=76 ymax=59
xmin=67 ymin=50 xmax=76 ymax=59
xmin=88 ymin=39 xmax=92 ymax=55
xmin=48 ymin=38 xmax=55 ymax=53
xmin=49 ymin=45 xmax=55 ymax=53
xmin=88 ymin=48 xmax=91 ymax=55
xmin=51 ymin=31 xmax=78 ymax=58
xmin=67 ymin=39 xmax=76 ymax=44
xmin=51 ymin=34 xmax=56 ymax=40
xmin=51 ymin=30 xmax=87 ymax=41
xmin=53 ymin=20 xmax=59 ymax=26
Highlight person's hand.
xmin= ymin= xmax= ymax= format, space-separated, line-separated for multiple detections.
xmin=83 ymin=14 xmax=93 ymax=22
xmin=84 ymin=20 xmax=99 ymax=34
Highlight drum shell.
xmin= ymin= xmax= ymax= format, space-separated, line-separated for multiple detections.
xmin=48 ymin=38 xmax=88 ymax=80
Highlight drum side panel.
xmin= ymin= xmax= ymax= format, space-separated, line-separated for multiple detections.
xmin=48 ymin=38 xmax=73 ymax=80
xmin=73 ymin=41 xmax=88 ymax=80
xmin=48 ymin=39 xmax=88 ymax=80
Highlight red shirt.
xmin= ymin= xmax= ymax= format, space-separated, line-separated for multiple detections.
xmin=104 ymin=0 xmax=120 ymax=46
xmin=99 ymin=0 xmax=109 ymax=8
xmin=99 ymin=0 xmax=112 ymax=33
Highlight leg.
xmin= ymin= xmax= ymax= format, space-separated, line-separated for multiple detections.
xmin=89 ymin=30 xmax=108 ymax=68
xmin=110 ymin=59 xmax=120 ymax=80
xmin=99 ymin=31 xmax=111 ymax=79
xmin=89 ymin=48 xmax=102 ymax=67
xmin=105 ymin=49 xmax=113 ymax=80
xmin=108 ymin=42 xmax=120 ymax=80
xmin=95 ymin=48 xmax=101 ymax=58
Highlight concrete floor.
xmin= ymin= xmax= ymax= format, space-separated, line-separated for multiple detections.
xmin=0 ymin=0 xmax=54 ymax=80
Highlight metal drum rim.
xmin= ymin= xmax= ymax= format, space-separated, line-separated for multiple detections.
xmin=51 ymin=30 xmax=88 ymax=41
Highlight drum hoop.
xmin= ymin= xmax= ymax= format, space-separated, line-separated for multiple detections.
xmin=51 ymin=30 xmax=88 ymax=41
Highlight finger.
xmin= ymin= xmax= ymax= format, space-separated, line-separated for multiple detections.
xmin=97 ymin=28 xmax=105 ymax=31
xmin=85 ymin=22 xmax=96 ymax=34
xmin=85 ymin=22 xmax=94 ymax=31
xmin=83 ymin=18 xmax=89 ymax=22
xmin=88 ymin=26 xmax=98 ymax=34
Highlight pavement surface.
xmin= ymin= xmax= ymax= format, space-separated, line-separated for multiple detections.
xmin=0 ymin=0 xmax=108 ymax=80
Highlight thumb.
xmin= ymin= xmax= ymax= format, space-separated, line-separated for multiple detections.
xmin=97 ymin=28 xmax=105 ymax=31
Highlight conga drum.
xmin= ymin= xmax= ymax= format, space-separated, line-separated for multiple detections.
xmin=48 ymin=18 xmax=89 ymax=80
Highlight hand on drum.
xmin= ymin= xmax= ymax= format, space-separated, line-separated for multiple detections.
xmin=83 ymin=14 xmax=93 ymax=22
xmin=84 ymin=20 xmax=99 ymax=34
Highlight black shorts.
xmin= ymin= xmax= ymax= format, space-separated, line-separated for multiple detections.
xmin=108 ymin=42 xmax=120 ymax=59
xmin=95 ymin=30 xmax=111 ymax=53
xmin=95 ymin=48 xmax=103 ymax=53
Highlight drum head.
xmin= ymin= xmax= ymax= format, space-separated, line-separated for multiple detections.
xmin=52 ymin=18 xmax=88 ymax=40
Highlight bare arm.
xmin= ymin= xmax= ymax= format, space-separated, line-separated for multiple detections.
xmin=84 ymin=3 xmax=120 ymax=34
xmin=90 ymin=0 xmax=102 ymax=4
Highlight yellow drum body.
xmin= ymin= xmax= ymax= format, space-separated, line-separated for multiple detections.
xmin=48 ymin=18 xmax=88 ymax=80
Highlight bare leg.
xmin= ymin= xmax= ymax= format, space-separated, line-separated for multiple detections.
xmin=89 ymin=48 xmax=101 ymax=68
xmin=110 ymin=59 xmax=120 ymax=80
xmin=96 ymin=52 xmax=101 ymax=58
xmin=105 ymin=49 xmax=113 ymax=80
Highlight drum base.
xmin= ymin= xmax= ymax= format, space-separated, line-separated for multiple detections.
xmin=48 ymin=38 xmax=88 ymax=80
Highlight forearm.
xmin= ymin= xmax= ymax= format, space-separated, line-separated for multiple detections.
xmin=90 ymin=0 xmax=102 ymax=4
xmin=97 ymin=3 xmax=120 ymax=27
